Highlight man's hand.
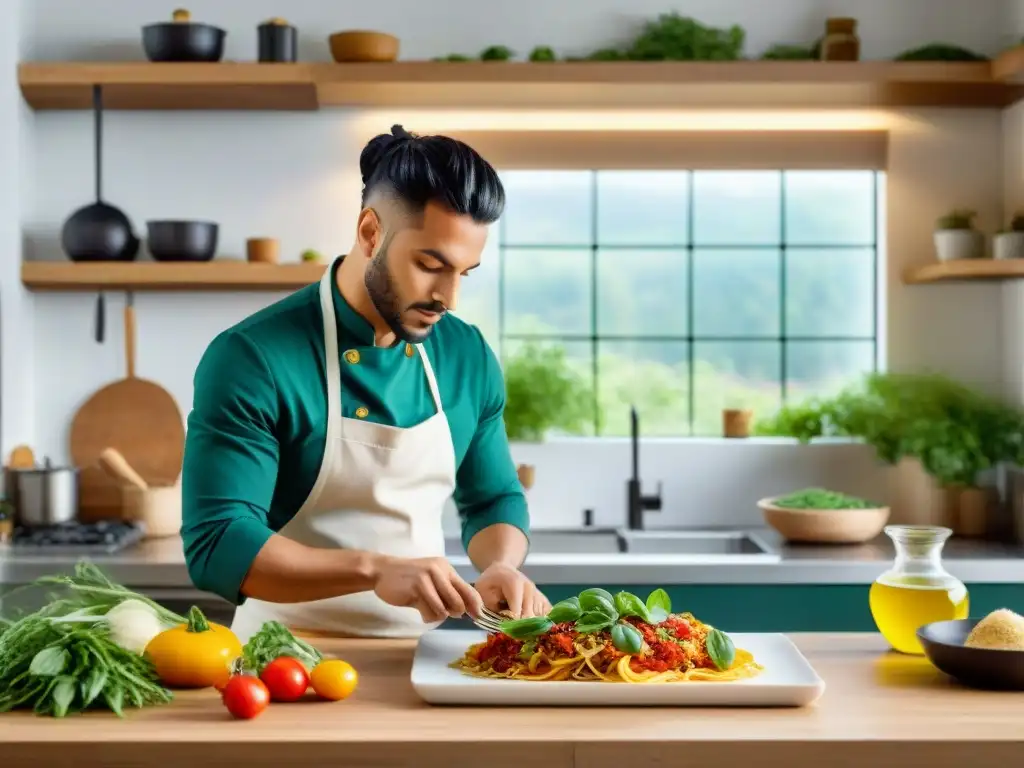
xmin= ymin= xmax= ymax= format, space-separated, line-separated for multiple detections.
xmin=373 ymin=556 xmax=484 ymax=623
xmin=475 ymin=562 xmax=551 ymax=618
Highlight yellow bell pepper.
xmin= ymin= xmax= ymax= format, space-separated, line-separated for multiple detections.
xmin=144 ymin=606 xmax=243 ymax=689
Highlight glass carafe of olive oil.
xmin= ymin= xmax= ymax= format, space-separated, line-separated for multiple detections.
xmin=869 ymin=525 xmax=968 ymax=655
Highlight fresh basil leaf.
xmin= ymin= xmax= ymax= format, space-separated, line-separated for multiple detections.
xmin=575 ymin=611 xmax=617 ymax=633
xmin=29 ymin=647 xmax=69 ymax=677
xmin=104 ymin=686 xmax=125 ymax=717
xmin=579 ymin=591 xmax=617 ymax=619
xmin=611 ymin=622 xmax=643 ymax=654
xmin=81 ymin=668 xmax=108 ymax=706
xmin=499 ymin=616 xmax=553 ymax=639
xmin=579 ymin=588 xmax=615 ymax=607
xmin=547 ymin=597 xmax=582 ymax=623
xmin=706 ymin=628 xmax=736 ymax=670
xmin=614 ymin=591 xmax=653 ymax=623
xmin=646 ymin=588 xmax=672 ymax=616
xmin=51 ymin=676 xmax=76 ymax=718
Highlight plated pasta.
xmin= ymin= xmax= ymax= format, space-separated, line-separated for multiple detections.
xmin=449 ymin=587 xmax=764 ymax=683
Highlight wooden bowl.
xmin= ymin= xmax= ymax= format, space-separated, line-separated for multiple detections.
xmin=328 ymin=31 xmax=399 ymax=62
xmin=918 ymin=619 xmax=1024 ymax=690
xmin=757 ymin=497 xmax=890 ymax=544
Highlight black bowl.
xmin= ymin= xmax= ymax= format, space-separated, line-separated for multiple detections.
xmin=917 ymin=618 xmax=1024 ymax=690
xmin=146 ymin=220 xmax=219 ymax=262
xmin=142 ymin=22 xmax=226 ymax=62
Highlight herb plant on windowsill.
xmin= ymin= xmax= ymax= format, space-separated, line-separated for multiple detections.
xmin=502 ymin=342 xmax=596 ymax=489
xmin=503 ymin=342 xmax=595 ymax=443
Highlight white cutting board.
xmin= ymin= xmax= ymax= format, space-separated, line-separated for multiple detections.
xmin=411 ymin=629 xmax=826 ymax=707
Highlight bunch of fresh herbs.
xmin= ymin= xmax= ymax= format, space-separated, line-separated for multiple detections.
xmin=234 ymin=620 xmax=323 ymax=675
xmin=771 ymin=488 xmax=877 ymax=510
xmin=754 ymin=371 xmax=1024 ymax=488
xmin=0 ymin=562 xmax=183 ymax=717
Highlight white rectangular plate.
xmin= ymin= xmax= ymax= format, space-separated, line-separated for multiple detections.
xmin=411 ymin=629 xmax=825 ymax=707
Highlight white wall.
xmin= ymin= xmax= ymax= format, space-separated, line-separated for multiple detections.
xmin=1003 ymin=0 xmax=1024 ymax=407
xmin=1 ymin=0 xmax=34 ymax=465
xmin=7 ymin=0 xmax=1024 ymax=532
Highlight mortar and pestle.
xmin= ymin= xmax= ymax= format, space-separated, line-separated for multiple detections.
xmin=97 ymin=447 xmax=182 ymax=538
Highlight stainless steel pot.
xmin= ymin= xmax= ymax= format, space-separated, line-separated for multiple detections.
xmin=8 ymin=459 xmax=80 ymax=527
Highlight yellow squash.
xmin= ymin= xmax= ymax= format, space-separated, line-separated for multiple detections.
xmin=144 ymin=606 xmax=243 ymax=689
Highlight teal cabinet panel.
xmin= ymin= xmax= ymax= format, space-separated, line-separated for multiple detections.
xmin=536 ymin=584 xmax=1024 ymax=632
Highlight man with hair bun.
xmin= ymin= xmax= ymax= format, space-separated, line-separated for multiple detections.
xmin=182 ymin=124 xmax=547 ymax=642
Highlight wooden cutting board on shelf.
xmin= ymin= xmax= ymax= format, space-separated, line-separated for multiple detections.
xmin=68 ymin=294 xmax=185 ymax=522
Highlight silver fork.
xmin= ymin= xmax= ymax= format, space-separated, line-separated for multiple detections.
xmin=470 ymin=606 xmax=509 ymax=634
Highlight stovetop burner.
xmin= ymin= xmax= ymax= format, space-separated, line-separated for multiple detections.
xmin=9 ymin=520 xmax=145 ymax=555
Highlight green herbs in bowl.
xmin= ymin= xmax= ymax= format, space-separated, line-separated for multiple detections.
xmin=770 ymin=488 xmax=878 ymax=510
xmin=758 ymin=487 xmax=890 ymax=544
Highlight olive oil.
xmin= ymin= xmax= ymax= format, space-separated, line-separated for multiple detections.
xmin=869 ymin=576 xmax=969 ymax=655
xmin=869 ymin=524 xmax=968 ymax=655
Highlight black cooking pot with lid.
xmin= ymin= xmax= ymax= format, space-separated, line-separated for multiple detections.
xmin=61 ymin=85 xmax=140 ymax=262
xmin=143 ymin=8 xmax=226 ymax=62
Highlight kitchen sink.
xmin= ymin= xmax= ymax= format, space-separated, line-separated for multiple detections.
xmin=619 ymin=530 xmax=780 ymax=562
xmin=445 ymin=528 xmax=623 ymax=557
xmin=447 ymin=527 xmax=778 ymax=561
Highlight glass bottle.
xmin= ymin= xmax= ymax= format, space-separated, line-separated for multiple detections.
xmin=869 ymin=525 xmax=968 ymax=655
xmin=820 ymin=17 xmax=860 ymax=61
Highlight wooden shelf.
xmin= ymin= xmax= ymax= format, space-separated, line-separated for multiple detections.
xmin=18 ymin=60 xmax=1024 ymax=111
xmin=21 ymin=260 xmax=327 ymax=291
xmin=902 ymin=259 xmax=1024 ymax=284
xmin=992 ymin=45 xmax=1024 ymax=83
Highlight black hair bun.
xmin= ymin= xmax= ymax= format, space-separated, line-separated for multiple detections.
xmin=359 ymin=124 xmax=416 ymax=184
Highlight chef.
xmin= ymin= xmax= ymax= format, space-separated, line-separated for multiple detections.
xmin=180 ymin=124 xmax=550 ymax=642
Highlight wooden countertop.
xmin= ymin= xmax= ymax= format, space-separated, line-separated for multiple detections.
xmin=2 ymin=633 xmax=1023 ymax=767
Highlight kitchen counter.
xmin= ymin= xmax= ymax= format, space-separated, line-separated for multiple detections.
xmin=4 ymin=527 xmax=1024 ymax=588
xmin=1 ymin=633 xmax=1022 ymax=767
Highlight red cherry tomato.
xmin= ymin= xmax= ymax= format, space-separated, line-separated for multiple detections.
xmin=221 ymin=675 xmax=270 ymax=720
xmin=259 ymin=656 xmax=310 ymax=702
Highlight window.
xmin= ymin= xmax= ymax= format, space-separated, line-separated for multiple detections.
xmin=454 ymin=153 xmax=883 ymax=438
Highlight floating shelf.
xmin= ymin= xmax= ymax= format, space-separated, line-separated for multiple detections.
xmin=17 ymin=60 xmax=1024 ymax=111
xmin=992 ymin=45 xmax=1024 ymax=83
xmin=21 ymin=261 xmax=327 ymax=291
xmin=902 ymin=259 xmax=1024 ymax=285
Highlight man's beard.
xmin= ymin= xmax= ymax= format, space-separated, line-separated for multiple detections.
xmin=364 ymin=247 xmax=444 ymax=345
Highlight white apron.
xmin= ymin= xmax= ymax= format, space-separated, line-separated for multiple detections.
xmin=230 ymin=258 xmax=456 ymax=642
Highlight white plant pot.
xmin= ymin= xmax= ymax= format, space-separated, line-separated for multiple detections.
xmin=993 ymin=231 xmax=1024 ymax=260
xmin=933 ymin=229 xmax=984 ymax=262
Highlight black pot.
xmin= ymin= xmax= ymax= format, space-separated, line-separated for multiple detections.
xmin=142 ymin=22 xmax=226 ymax=62
xmin=146 ymin=220 xmax=219 ymax=262
xmin=63 ymin=202 xmax=140 ymax=262
xmin=258 ymin=22 xmax=297 ymax=62
xmin=61 ymin=85 xmax=140 ymax=263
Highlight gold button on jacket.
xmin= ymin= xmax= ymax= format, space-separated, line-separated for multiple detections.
xmin=355 ymin=406 xmax=369 ymax=419
xmin=344 ymin=349 xmax=360 ymax=364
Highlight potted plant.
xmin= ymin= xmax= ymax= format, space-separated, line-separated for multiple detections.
xmin=754 ymin=372 xmax=1024 ymax=537
xmin=993 ymin=211 xmax=1024 ymax=260
xmin=502 ymin=342 xmax=595 ymax=489
xmin=934 ymin=209 xmax=984 ymax=262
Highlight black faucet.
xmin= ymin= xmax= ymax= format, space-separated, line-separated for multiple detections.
xmin=626 ymin=405 xmax=662 ymax=530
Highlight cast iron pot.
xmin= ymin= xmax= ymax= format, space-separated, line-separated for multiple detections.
xmin=146 ymin=220 xmax=219 ymax=262
xmin=143 ymin=22 xmax=226 ymax=62
xmin=63 ymin=202 xmax=141 ymax=262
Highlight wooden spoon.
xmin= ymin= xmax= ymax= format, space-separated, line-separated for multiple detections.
xmin=97 ymin=447 xmax=149 ymax=491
